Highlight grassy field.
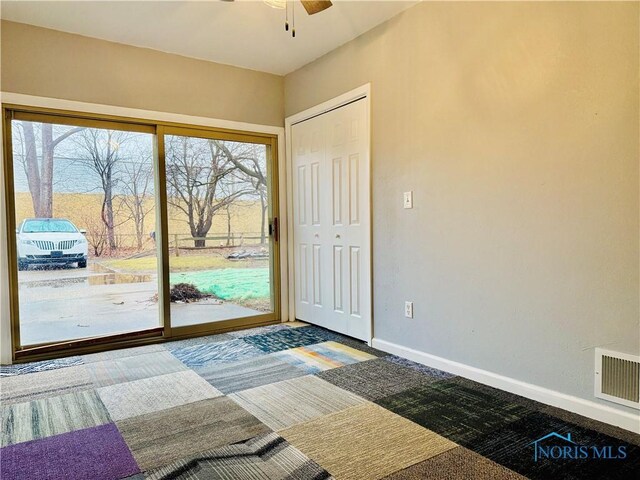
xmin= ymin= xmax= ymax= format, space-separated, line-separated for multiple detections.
xmin=102 ymin=255 xmax=243 ymax=273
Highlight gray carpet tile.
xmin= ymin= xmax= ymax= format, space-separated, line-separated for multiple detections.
xmin=1 ymin=389 xmax=111 ymax=446
xmin=169 ymin=339 xmax=265 ymax=368
xmin=144 ymin=432 xmax=333 ymax=480
xmin=196 ymin=354 xmax=307 ymax=394
xmin=116 ymin=397 xmax=271 ymax=471
xmin=86 ymin=351 xmax=189 ymax=387
xmin=317 ymin=358 xmax=443 ymax=401
xmin=0 ymin=365 xmax=93 ymax=405
xmin=97 ymin=370 xmax=222 ymax=421
xmin=229 ymin=375 xmax=365 ymax=431
xmin=82 ymin=344 xmax=168 ymax=364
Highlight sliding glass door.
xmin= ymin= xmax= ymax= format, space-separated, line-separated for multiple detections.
xmin=163 ymin=128 xmax=279 ymax=333
xmin=3 ymin=107 xmax=279 ymax=359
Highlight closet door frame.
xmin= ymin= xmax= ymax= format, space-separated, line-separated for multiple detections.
xmin=285 ymin=84 xmax=372 ymax=343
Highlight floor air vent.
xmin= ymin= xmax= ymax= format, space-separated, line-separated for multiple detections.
xmin=595 ymin=348 xmax=640 ymax=409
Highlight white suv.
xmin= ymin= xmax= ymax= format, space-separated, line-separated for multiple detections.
xmin=16 ymin=218 xmax=88 ymax=271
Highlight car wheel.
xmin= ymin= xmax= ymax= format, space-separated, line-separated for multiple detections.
xmin=18 ymin=261 xmax=27 ymax=271
xmin=78 ymin=260 xmax=87 ymax=268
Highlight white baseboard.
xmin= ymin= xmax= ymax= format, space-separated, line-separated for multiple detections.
xmin=372 ymin=338 xmax=640 ymax=434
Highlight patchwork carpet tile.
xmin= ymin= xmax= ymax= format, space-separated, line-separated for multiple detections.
xmin=227 ymin=324 xmax=290 ymax=338
xmin=280 ymin=402 xmax=457 ymax=480
xmin=97 ymin=370 xmax=222 ymax=421
xmin=169 ymin=339 xmax=265 ymax=368
xmin=469 ymin=411 xmax=640 ymax=480
xmin=0 ymin=356 xmax=84 ymax=376
xmin=383 ymin=355 xmax=456 ymax=379
xmin=0 ymin=365 xmax=93 ymax=405
xmin=145 ymin=432 xmax=332 ymax=480
xmin=382 ymin=446 xmax=526 ymax=480
xmin=297 ymin=326 xmax=389 ymax=358
xmin=376 ymin=380 xmax=531 ymax=447
xmin=317 ymin=357 xmax=443 ymax=401
xmin=116 ymin=397 xmax=270 ymax=471
xmin=1 ymin=389 xmax=111 ymax=447
xmin=229 ymin=375 xmax=365 ymax=431
xmin=86 ymin=351 xmax=188 ymax=387
xmin=82 ymin=344 xmax=167 ymax=364
xmin=242 ymin=326 xmax=333 ymax=353
xmin=0 ymin=423 xmax=140 ymax=480
xmin=196 ymin=354 xmax=307 ymax=394
xmin=274 ymin=341 xmax=377 ymax=374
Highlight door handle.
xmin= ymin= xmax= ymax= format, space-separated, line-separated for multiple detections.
xmin=268 ymin=218 xmax=279 ymax=242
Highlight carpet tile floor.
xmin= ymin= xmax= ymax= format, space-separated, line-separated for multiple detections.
xmin=1 ymin=322 xmax=639 ymax=480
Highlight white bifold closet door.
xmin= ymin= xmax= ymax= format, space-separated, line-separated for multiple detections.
xmin=291 ymin=98 xmax=370 ymax=341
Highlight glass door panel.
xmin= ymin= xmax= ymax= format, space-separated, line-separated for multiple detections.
xmin=164 ymin=133 xmax=277 ymax=328
xmin=9 ymin=117 xmax=161 ymax=347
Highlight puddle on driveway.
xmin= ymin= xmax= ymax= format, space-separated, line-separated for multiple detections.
xmin=21 ymin=272 xmax=152 ymax=289
xmin=88 ymin=273 xmax=151 ymax=285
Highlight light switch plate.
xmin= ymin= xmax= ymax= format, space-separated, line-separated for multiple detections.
xmin=403 ymin=191 xmax=413 ymax=209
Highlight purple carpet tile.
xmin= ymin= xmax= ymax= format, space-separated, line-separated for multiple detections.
xmin=0 ymin=423 xmax=140 ymax=480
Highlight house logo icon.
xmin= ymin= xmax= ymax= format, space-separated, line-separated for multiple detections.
xmin=528 ymin=431 xmax=628 ymax=462
xmin=528 ymin=432 xmax=576 ymax=462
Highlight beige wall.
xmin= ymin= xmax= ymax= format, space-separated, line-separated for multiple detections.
xmin=286 ymin=1 xmax=639 ymax=413
xmin=1 ymin=20 xmax=284 ymax=126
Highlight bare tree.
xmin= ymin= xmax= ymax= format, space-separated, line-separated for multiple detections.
xmin=14 ymin=122 xmax=83 ymax=217
xmin=119 ymin=155 xmax=155 ymax=251
xmin=165 ymin=137 xmax=253 ymax=247
xmin=74 ymin=129 xmax=131 ymax=252
xmin=216 ymin=141 xmax=269 ymax=243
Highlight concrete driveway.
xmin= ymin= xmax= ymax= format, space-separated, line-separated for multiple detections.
xmin=17 ymin=264 xmax=261 ymax=346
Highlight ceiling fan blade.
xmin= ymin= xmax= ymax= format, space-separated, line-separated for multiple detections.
xmin=300 ymin=0 xmax=333 ymax=15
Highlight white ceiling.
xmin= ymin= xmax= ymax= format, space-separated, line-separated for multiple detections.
xmin=0 ymin=0 xmax=417 ymax=75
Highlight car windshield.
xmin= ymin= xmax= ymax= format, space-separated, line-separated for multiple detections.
xmin=22 ymin=219 xmax=78 ymax=233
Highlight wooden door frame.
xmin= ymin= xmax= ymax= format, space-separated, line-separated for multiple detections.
xmin=284 ymin=84 xmax=372 ymax=344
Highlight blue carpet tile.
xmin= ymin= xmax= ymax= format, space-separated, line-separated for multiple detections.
xmin=0 ymin=357 xmax=84 ymax=377
xmin=169 ymin=339 xmax=265 ymax=368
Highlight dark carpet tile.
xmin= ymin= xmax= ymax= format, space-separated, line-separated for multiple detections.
xmin=471 ymin=411 xmax=640 ymax=480
xmin=450 ymin=376 xmax=640 ymax=447
xmin=376 ymin=379 xmax=531 ymax=446
xmin=317 ymin=358 xmax=442 ymax=401
xmin=382 ymin=446 xmax=526 ymax=480
xmin=242 ymin=326 xmax=332 ymax=353
xmin=383 ymin=355 xmax=456 ymax=378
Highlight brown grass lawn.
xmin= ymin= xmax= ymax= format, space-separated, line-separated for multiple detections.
xmin=14 ymin=192 xmax=264 ymax=251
